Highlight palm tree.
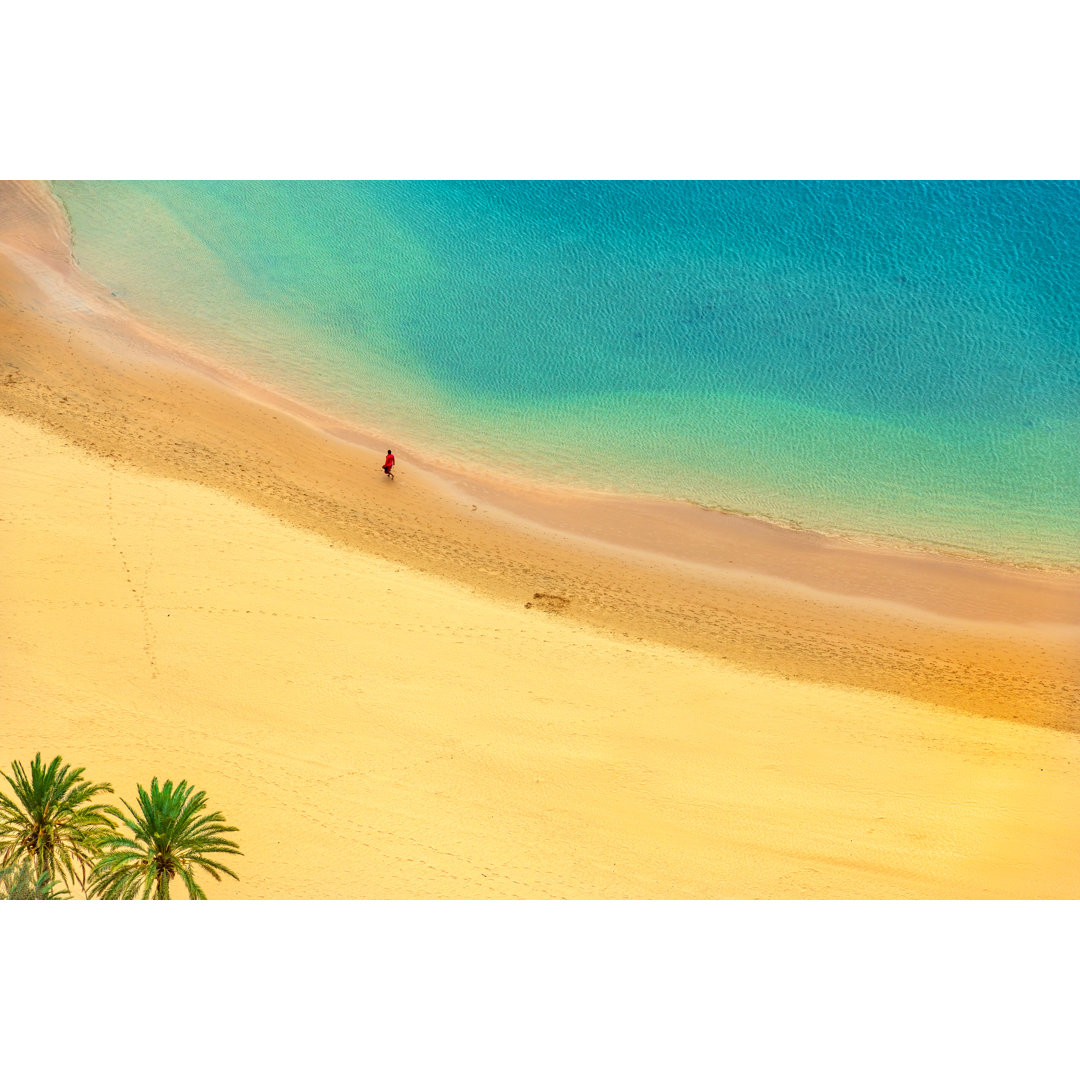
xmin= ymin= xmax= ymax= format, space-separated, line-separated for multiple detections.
xmin=0 ymin=753 xmax=121 ymax=893
xmin=89 ymin=778 xmax=241 ymax=899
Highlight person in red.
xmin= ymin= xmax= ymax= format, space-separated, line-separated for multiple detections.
xmin=382 ymin=450 xmax=395 ymax=479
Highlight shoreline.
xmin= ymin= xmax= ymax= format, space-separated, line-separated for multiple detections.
xmin=41 ymin=180 xmax=1080 ymax=577
xmin=2 ymin=180 xmax=1078 ymax=730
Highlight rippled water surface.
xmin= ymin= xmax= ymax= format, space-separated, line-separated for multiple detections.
xmin=54 ymin=180 xmax=1080 ymax=565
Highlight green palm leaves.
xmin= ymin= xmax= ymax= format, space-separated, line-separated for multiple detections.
xmin=0 ymin=755 xmax=241 ymax=899
xmin=0 ymin=753 xmax=120 ymax=892
xmin=89 ymin=778 xmax=242 ymax=900
xmin=0 ymin=860 xmax=71 ymax=900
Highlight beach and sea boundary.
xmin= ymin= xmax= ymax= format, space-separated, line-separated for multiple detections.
xmin=2 ymin=179 xmax=1077 ymax=898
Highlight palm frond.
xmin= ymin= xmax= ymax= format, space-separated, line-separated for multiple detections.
xmin=0 ymin=860 xmax=70 ymax=900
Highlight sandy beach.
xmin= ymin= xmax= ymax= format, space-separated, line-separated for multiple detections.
xmin=2 ymin=179 xmax=1078 ymax=898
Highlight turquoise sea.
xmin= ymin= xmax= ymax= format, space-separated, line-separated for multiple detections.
xmin=52 ymin=181 xmax=1080 ymax=567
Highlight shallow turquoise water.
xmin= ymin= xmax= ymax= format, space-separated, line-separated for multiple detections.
xmin=53 ymin=181 xmax=1080 ymax=566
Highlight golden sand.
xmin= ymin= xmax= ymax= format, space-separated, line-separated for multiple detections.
xmin=1 ymin=180 xmax=1078 ymax=897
